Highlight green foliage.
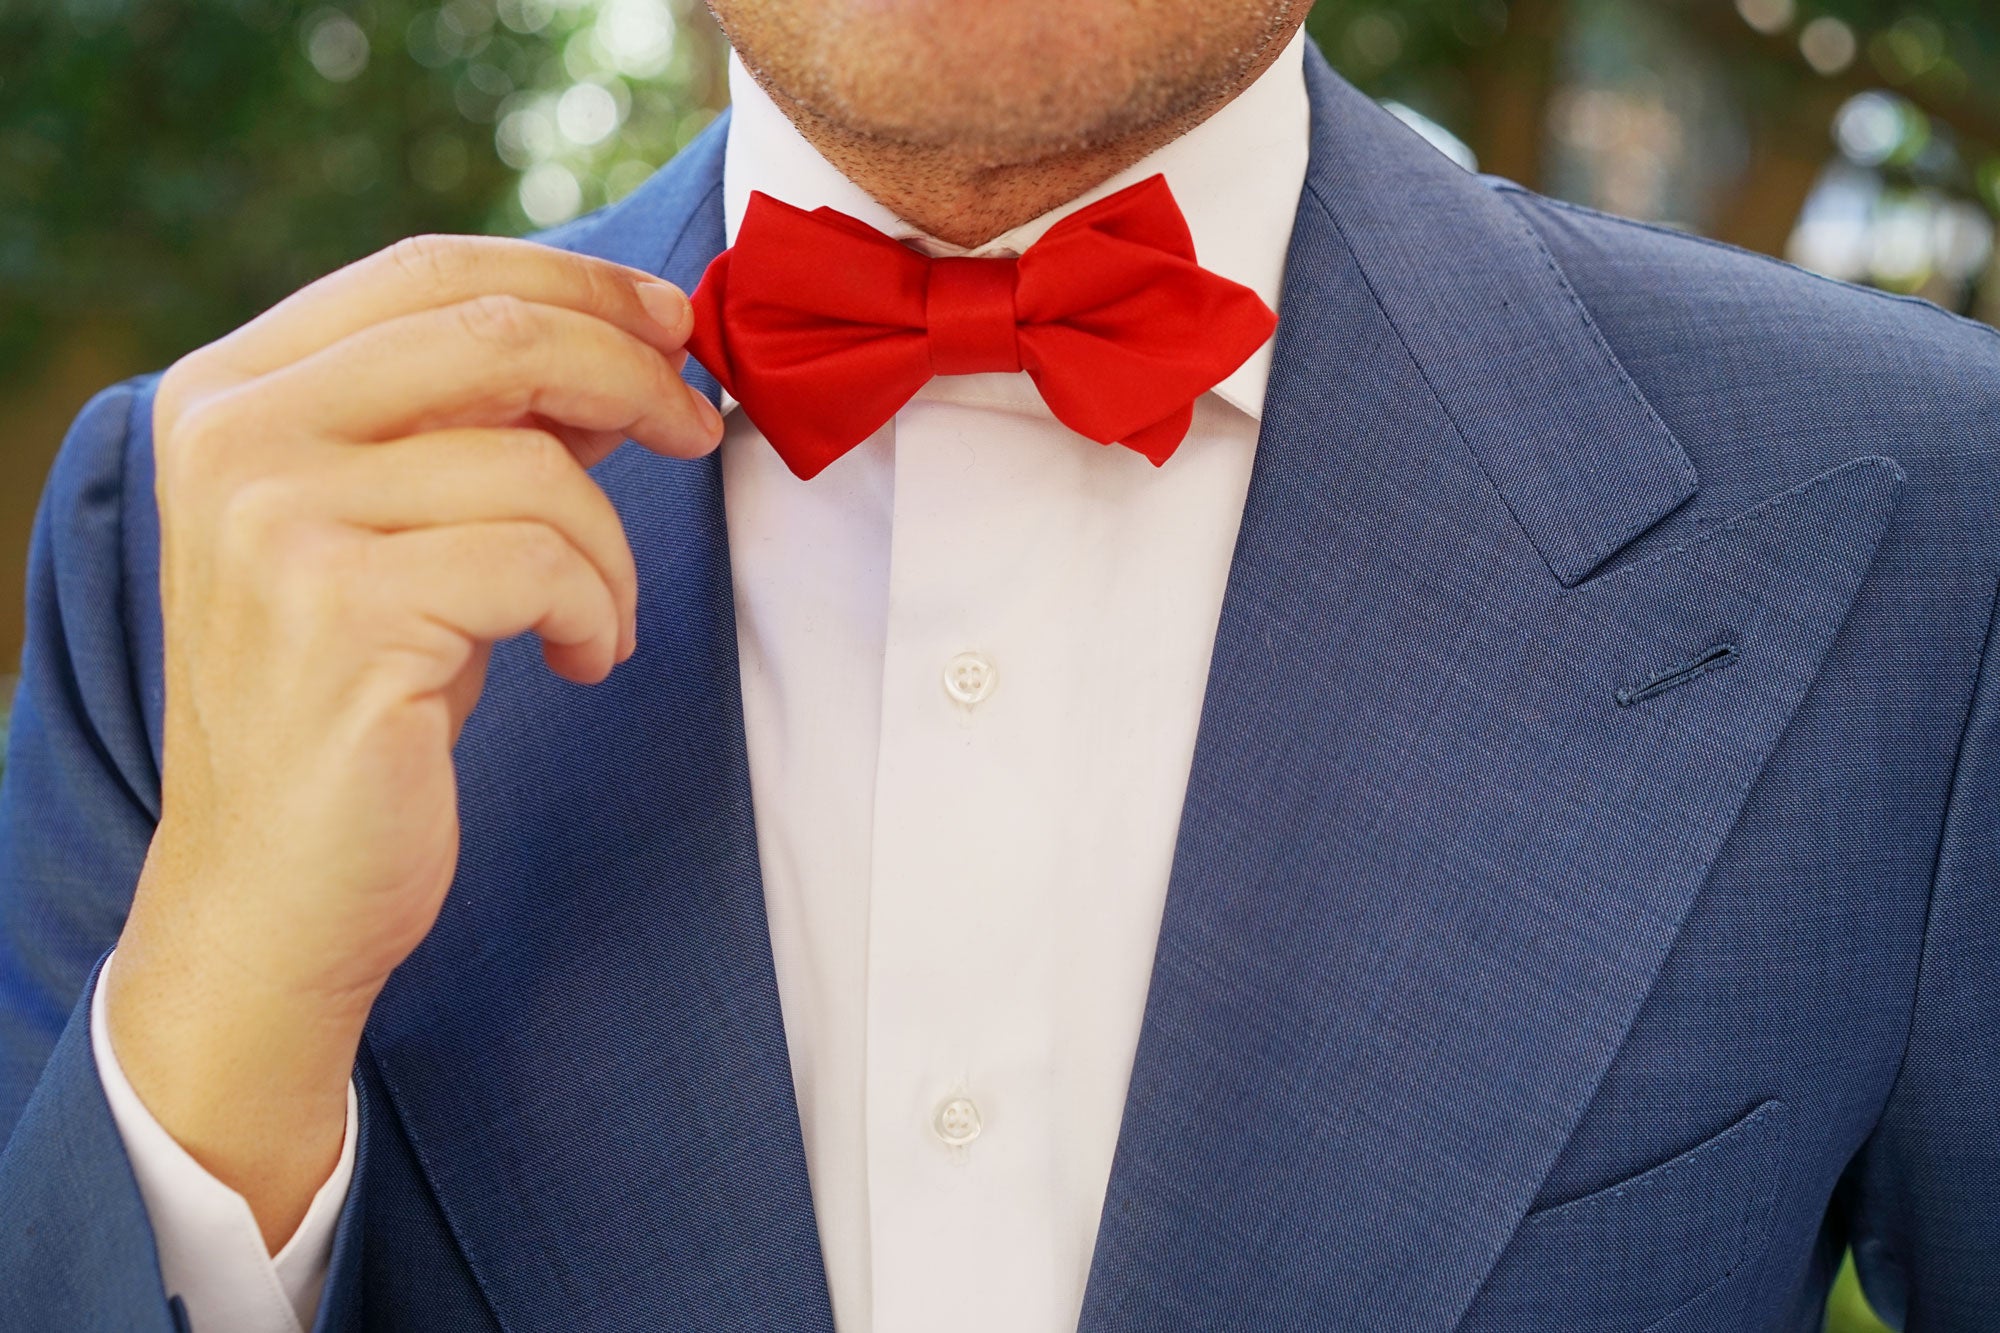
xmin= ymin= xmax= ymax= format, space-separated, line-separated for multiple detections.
xmin=1789 ymin=0 xmax=2000 ymax=94
xmin=1828 ymin=1252 xmax=1895 ymax=1332
xmin=0 ymin=0 xmax=719 ymax=387
xmin=1309 ymin=0 xmax=2000 ymax=129
xmin=1304 ymin=0 xmax=2000 ymax=175
xmin=1309 ymin=0 xmax=2000 ymax=317
xmin=1306 ymin=0 xmax=1514 ymax=120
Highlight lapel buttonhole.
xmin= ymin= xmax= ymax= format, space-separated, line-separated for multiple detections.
xmin=1615 ymin=643 xmax=1740 ymax=708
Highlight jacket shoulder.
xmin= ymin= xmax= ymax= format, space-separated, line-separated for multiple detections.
xmin=29 ymin=374 xmax=164 ymax=732
xmin=1497 ymin=183 xmax=2000 ymax=554
xmin=1496 ymin=184 xmax=2000 ymax=438
xmin=39 ymin=377 xmax=149 ymax=536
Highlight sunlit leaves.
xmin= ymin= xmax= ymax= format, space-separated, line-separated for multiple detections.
xmin=0 ymin=0 xmax=723 ymax=384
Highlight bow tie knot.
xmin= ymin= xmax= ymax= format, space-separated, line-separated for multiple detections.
xmin=685 ymin=174 xmax=1277 ymax=480
xmin=926 ymin=256 xmax=1023 ymax=376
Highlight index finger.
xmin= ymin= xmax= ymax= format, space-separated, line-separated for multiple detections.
xmin=206 ymin=234 xmax=694 ymax=382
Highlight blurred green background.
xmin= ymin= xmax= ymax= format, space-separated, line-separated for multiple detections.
xmin=4 ymin=3 xmax=1992 ymax=1325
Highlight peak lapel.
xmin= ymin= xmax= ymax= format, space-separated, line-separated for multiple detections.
xmin=1079 ymin=50 xmax=1900 ymax=1333
xmin=362 ymin=122 xmax=837 ymax=1333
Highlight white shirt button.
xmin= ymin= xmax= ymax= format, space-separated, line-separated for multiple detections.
xmin=942 ymin=652 xmax=997 ymax=706
xmin=933 ymin=1096 xmax=983 ymax=1146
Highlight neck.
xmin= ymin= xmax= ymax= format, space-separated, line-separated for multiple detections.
xmin=746 ymin=28 xmax=1305 ymax=249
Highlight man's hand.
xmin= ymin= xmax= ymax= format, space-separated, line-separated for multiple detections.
xmin=101 ymin=235 xmax=722 ymax=1251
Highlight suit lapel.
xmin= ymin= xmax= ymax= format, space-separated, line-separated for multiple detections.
xmin=1078 ymin=49 xmax=1900 ymax=1333
xmin=362 ymin=123 xmax=838 ymax=1333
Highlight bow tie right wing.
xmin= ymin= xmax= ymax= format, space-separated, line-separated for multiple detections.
xmin=1015 ymin=181 xmax=1277 ymax=456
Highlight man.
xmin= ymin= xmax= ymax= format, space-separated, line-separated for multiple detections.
xmin=0 ymin=0 xmax=1995 ymax=1328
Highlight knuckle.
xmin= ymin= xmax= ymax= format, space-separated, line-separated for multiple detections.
xmin=221 ymin=520 xmax=358 ymax=647
xmin=154 ymin=355 xmax=202 ymax=437
xmin=386 ymin=232 xmax=469 ymax=291
xmin=576 ymin=258 xmax=631 ymax=323
xmin=517 ymin=523 xmax=571 ymax=579
xmin=214 ymin=476 xmax=302 ymax=558
xmin=154 ymin=351 xmax=264 ymax=496
xmin=508 ymin=524 xmax=582 ymax=597
xmin=455 ymin=292 xmax=539 ymax=353
xmin=160 ymin=397 xmax=245 ymax=490
xmin=509 ymin=428 xmax=572 ymax=488
xmin=298 ymin=537 xmax=372 ymax=626
xmin=650 ymin=348 xmax=684 ymax=403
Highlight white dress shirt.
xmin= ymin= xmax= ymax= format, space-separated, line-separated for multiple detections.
xmin=91 ymin=30 xmax=1309 ymax=1333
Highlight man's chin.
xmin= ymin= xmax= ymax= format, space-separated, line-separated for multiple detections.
xmin=712 ymin=0 xmax=1300 ymax=159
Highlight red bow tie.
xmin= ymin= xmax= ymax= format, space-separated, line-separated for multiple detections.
xmin=684 ymin=174 xmax=1278 ymax=480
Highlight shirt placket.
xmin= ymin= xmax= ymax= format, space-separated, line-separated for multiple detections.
xmin=862 ymin=394 xmax=1071 ymax=1333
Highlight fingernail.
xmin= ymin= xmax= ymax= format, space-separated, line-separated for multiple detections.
xmin=637 ymin=281 xmax=693 ymax=339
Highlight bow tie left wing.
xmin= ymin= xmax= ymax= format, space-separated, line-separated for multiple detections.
xmin=687 ymin=193 xmax=939 ymax=478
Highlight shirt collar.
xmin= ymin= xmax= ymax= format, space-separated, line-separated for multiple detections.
xmin=719 ymin=29 xmax=1310 ymax=423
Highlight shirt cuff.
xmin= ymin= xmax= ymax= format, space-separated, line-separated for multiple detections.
xmin=90 ymin=950 xmax=358 ymax=1333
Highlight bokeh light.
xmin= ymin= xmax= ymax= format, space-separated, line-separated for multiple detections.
xmin=1836 ymin=93 xmax=1917 ymax=167
xmin=1790 ymin=86 xmax=1996 ymax=310
xmin=518 ymin=160 xmax=582 ymax=226
xmin=597 ymin=0 xmax=676 ymax=78
xmin=303 ymin=10 xmax=370 ymax=83
xmin=1800 ymin=17 xmax=1858 ymax=77
xmin=1735 ymin=0 xmax=1794 ymax=38
xmin=556 ymin=80 xmax=622 ymax=146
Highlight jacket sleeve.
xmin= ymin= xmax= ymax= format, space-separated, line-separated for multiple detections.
xmin=0 ymin=378 xmax=366 ymax=1330
xmin=0 ymin=377 xmax=183 ymax=1329
xmin=1846 ymin=578 xmax=2000 ymax=1330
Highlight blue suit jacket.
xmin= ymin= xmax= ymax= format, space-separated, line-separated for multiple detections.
xmin=3 ymin=47 xmax=1997 ymax=1332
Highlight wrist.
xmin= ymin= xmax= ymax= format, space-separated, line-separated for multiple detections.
xmin=120 ymin=816 xmax=389 ymax=1026
xmin=103 ymin=941 xmax=367 ymax=1109
xmin=103 ymin=945 xmax=361 ymax=1251
xmin=105 ymin=865 xmax=372 ymax=1249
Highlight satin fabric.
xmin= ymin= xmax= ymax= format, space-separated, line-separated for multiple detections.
xmin=685 ymin=175 xmax=1279 ymax=479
